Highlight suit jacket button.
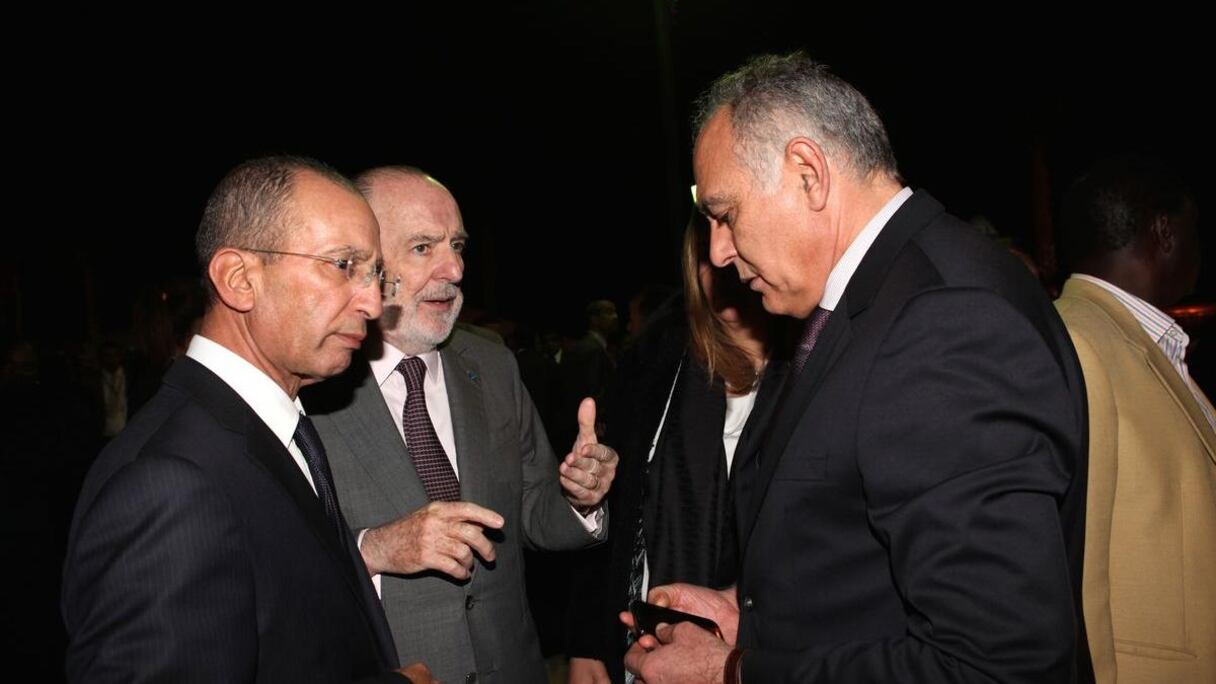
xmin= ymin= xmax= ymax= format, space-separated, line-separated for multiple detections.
xmin=742 ymin=596 xmax=754 ymax=610
xmin=465 ymin=595 xmax=476 ymax=610
xmin=465 ymin=673 xmax=477 ymax=683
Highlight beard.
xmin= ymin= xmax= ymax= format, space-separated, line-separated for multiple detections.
xmin=381 ymin=284 xmax=464 ymax=355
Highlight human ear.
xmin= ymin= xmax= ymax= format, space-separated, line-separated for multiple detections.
xmin=786 ymin=137 xmax=830 ymax=211
xmin=208 ymin=248 xmax=257 ymax=313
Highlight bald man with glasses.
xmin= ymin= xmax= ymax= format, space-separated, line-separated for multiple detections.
xmin=62 ymin=156 xmax=432 ymax=683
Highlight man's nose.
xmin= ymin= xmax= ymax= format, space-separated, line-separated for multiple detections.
xmin=708 ymin=222 xmax=737 ymax=268
xmin=355 ymin=277 xmax=384 ymax=320
xmin=436 ymin=248 xmax=464 ymax=283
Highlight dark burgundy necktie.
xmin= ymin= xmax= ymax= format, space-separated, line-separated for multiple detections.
xmin=396 ymin=356 xmax=461 ymax=502
xmin=792 ymin=307 xmax=832 ymax=375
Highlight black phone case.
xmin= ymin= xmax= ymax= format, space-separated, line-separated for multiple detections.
xmin=629 ymin=599 xmax=722 ymax=637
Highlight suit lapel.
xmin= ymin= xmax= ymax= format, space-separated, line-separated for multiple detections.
xmin=738 ymin=310 xmax=852 ymax=548
xmin=1145 ymin=348 xmax=1216 ymax=466
xmin=440 ymin=339 xmax=493 ymax=506
xmin=164 ymin=359 xmax=388 ymax=641
xmin=731 ymin=357 xmax=787 ymax=545
xmin=733 ymin=359 xmax=788 ymax=475
xmin=1073 ymin=279 xmax=1216 ymax=466
xmin=166 ymin=360 xmax=349 ymax=561
xmin=737 ymin=191 xmax=943 ymax=547
xmin=335 ymin=364 xmax=432 ymax=516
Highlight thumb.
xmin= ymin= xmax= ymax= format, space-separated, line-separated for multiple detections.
xmin=575 ymin=397 xmax=598 ymax=446
xmin=647 ymin=585 xmax=673 ymax=607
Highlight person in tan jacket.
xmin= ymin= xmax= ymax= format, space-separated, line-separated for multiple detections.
xmin=1056 ymin=153 xmax=1215 ymax=683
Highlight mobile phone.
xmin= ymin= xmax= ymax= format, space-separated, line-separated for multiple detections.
xmin=628 ymin=599 xmax=722 ymax=638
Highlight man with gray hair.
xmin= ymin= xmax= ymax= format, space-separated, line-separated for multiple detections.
xmin=625 ymin=53 xmax=1092 ymax=683
xmin=306 ymin=166 xmax=616 ymax=683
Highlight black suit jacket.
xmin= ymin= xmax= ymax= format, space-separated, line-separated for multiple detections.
xmin=61 ymin=357 xmax=404 ymax=683
xmin=734 ymin=191 xmax=1092 ymax=682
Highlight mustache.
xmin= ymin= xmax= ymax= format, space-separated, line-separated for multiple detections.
xmin=379 ymin=285 xmax=463 ymax=329
xmin=417 ymin=284 xmax=461 ymax=301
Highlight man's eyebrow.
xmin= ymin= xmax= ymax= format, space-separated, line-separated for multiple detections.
xmin=324 ymin=245 xmax=375 ymax=260
xmin=404 ymin=231 xmax=445 ymax=243
xmin=405 ymin=231 xmax=469 ymax=243
xmin=698 ymin=194 xmax=732 ymax=214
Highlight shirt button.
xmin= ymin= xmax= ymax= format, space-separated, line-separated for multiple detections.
xmin=465 ymin=674 xmax=477 ymax=683
xmin=465 ymin=595 xmax=476 ymax=610
xmin=742 ymin=596 xmax=754 ymax=610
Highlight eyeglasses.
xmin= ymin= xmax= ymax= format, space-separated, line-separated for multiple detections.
xmin=238 ymin=247 xmax=400 ymax=299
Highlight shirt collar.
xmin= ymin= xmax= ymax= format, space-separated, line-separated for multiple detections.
xmin=1071 ymin=273 xmax=1189 ymax=360
xmin=819 ymin=187 xmax=913 ymax=312
xmin=370 ymin=341 xmax=443 ymax=388
xmin=185 ymin=334 xmax=304 ymax=449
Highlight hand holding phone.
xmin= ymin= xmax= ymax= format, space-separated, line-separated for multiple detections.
xmin=629 ymin=599 xmax=723 ymax=639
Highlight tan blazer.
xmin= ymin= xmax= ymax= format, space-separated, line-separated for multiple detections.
xmin=1057 ymin=277 xmax=1216 ymax=683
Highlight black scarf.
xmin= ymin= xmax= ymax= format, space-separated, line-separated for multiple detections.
xmin=640 ymin=356 xmax=738 ymax=590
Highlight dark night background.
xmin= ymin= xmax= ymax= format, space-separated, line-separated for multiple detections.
xmin=3 ymin=2 xmax=1209 ymax=675
xmin=7 ymin=4 xmax=1210 ymax=343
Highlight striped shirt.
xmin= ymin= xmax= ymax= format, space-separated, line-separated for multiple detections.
xmin=1072 ymin=274 xmax=1216 ymax=431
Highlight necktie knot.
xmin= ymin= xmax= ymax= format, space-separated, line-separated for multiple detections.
xmin=394 ymin=355 xmax=460 ymax=502
xmin=396 ymin=356 xmax=427 ymax=392
xmin=294 ymin=413 xmax=325 ymax=459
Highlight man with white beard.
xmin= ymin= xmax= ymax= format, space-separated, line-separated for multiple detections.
xmin=306 ymin=167 xmax=617 ymax=684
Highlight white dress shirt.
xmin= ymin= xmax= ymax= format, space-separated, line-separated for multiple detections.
xmin=369 ymin=344 xmax=460 ymax=477
xmin=819 ymin=187 xmax=913 ymax=312
xmin=360 ymin=339 xmax=605 ymax=594
xmin=368 ymin=340 xmax=603 ymax=533
xmin=185 ymin=335 xmax=316 ymax=494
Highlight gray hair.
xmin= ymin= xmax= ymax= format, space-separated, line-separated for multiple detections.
xmin=693 ymin=52 xmax=898 ymax=185
xmin=195 ymin=155 xmax=358 ymax=299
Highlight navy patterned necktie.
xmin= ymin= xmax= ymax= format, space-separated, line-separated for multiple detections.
xmin=294 ymin=413 xmax=349 ymax=543
xmin=396 ymin=356 xmax=461 ymax=502
xmin=792 ymin=307 xmax=832 ymax=375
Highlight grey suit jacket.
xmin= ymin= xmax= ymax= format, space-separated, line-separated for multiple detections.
xmin=306 ymin=330 xmax=599 ymax=684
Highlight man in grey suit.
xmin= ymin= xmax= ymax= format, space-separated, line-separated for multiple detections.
xmin=306 ymin=166 xmax=617 ymax=684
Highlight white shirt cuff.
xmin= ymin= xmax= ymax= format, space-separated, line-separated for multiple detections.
xmin=356 ymin=528 xmax=383 ymax=598
xmin=571 ymin=504 xmax=608 ymax=539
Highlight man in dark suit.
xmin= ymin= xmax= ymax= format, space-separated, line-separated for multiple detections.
xmin=625 ymin=53 xmax=1092 ymax=683
xmin=306 ymin=167 xmax=616 ymax=684
xmin=61 ymin=156 xmax=432 ymax=683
